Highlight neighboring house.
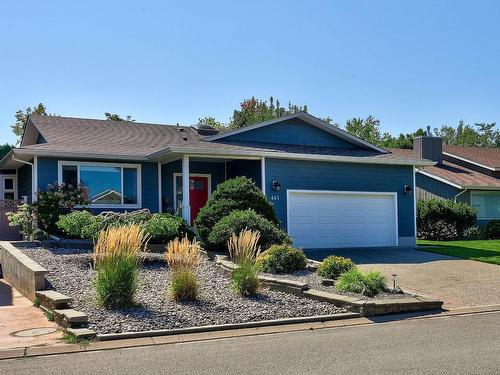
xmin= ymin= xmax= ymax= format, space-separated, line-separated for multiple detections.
xmin=0 ymin=112 xmax=433 ymax=248
xmin=391 ymin=136 xmax=500 ymax=225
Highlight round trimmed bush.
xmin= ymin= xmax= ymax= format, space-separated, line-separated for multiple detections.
xmin=142 ymin=213 xmax=194 ymax=244
xmin=317 ymin=255 xmax=355 ymax=279
xmin=256 ymin=244 xmax=307 ymax=274
xmin=207 ymin=209 xmax=290 ymax=252
xmin=194 ymin=177 xmax=279 ymax=242
xmin=485 ymin=220 xmax=500 ymax=239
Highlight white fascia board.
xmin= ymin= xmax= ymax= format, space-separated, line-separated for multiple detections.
xmin=13 ymin=149 xmax=149 ymax=161
xmin=160 ymin=146 xmax=434 ymax=167
xmin=443 ymin=152 xmax=498 ymax=171
xmin=204 ymin=112 xmax=389 ymax=154
xmin=417 ymin=170 xmax=463 ymax=189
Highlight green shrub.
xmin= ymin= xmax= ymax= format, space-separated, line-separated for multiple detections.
xmin=485 ymin=220 xmax=500 ymax=239
xmin=7 ymin=203 xmax=38 ymax=240
xmin=417 ymin=199 xmax=477 ymax=240
xmin=57 ymin=211 xmax=104 ymax=239
xmin=194 ymin=177 xmax=279 ymax=242
xmin=256 ymin=244 xmax=307 ymax=274
xmin=336 ymin=269 xmax=387 ymax=296
xmin=170 ymin=269 xmax=198 ymax=301
xmin=142 ymin=213 xmax=193 ymax=244
xmin=232 ymin=260 xmax=260 ymax=296
xmin=463 ymin=226 xmax=485 ymax=240
xmin=317 ymin=255 xmax=356 ymax=279
xmin=207 ymin=209 xmax=290 ymax=252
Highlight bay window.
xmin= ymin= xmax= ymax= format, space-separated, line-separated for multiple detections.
xmin=59 ymin=162 xmax=141 ymax=208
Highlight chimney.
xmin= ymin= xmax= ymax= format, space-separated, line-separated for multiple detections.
xmin=413 ymin=126 xmax=442 ymax=163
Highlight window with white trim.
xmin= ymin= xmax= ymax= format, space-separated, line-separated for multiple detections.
xmin=59 ymin=162 xmax=141 ymax=207
xmin=471 ymin=191 xmax=500 ymax=219
xmin=1 ymin=176 xmax=16 ymax=200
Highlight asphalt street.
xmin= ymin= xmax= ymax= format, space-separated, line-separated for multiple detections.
xmin=1 ymin=311 xmax=499 ymax=374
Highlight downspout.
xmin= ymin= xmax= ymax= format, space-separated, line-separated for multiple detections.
xmin=454 ymin=188 xmax=467 ymax=202
xmin=12 ymin=154 xmax=36 ymax=203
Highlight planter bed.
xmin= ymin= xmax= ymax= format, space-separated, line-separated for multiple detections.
xmin=19 ymin=246 xmax=347 ymax=334
xmin=261 ymin=262 xmax=415 ymax=301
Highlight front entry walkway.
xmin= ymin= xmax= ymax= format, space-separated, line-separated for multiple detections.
xmin=0 ymin=280 xmax=61 ymax=350
xmin=305 ymin=247 xmax=500 ymax=308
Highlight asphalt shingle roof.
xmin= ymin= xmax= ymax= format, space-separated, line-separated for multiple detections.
xmin=14 ymin=115 xmax=430 ymax=165
xmin=389 ymin=148 xmax=500 ymax=188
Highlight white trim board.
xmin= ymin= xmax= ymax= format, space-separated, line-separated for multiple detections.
xmin=57 ymin=160 xmax=142 ymax=209
xmin=172 ymin=173 xmax=212 ymax=213
xmin=286 ymin=189 xmax=399 ymax=249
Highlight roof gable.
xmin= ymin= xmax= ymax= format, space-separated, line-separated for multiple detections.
xmin=205 ymin=112 xmax=388 ymax=153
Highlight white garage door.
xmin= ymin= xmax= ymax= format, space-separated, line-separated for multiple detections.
xmin=287 ymin=190 xmax=398 ymax=249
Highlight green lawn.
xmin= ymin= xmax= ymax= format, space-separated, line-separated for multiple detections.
xmin=417 ymin=239 xmax=500 ymax=265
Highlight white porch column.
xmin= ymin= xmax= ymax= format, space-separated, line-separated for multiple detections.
xmin=260 ymin=156 xmax=266 ymax=195
xmin=182 ymin=155 xmax=190 ymax=223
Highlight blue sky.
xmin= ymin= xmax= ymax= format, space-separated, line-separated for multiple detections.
xmin=1 ymin=0 xmax=499 ymax=144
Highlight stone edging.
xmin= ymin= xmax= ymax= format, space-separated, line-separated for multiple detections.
xmin=97 ymin=312 xmax=360 ymax=341
xmin=211 ymin=253 xmax=443 ymax=316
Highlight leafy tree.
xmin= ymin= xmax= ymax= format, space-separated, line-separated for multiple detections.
xmin=228 ymin=97 xmax=308 ymax=130
xmin=0 ymin=144 xmax=14 ymax=160
xmin=11 ymin=103 xmax=48 ymax=140
xmin=433 ymin=120 xmax=499 ymax=148
xmin=345 ymin=116 xmax=381 ymax=145
xmin=104 ymin=112 xmax=135 ymax=122
xmin=198 ymin=116 xmax=225 ymax=129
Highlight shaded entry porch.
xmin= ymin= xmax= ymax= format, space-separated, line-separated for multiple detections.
xmin=159 ymin=155 xmax=265 ymax=224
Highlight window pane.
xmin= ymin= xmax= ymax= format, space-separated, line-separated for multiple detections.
xmin=80 ymin=165 xmax=122 ymax=205
xmin=4 ymin=178 xmax=13 ymax=190
xmin=4 ymin=192 xmax=14 ymax=200
xmin=123 ymin=168 xmax=138 ymax=205
xmin=62 ymin=165 xmax=78 ymax=188
xmin=175 ymin=176 xmax=183 ymax=213
xmin=471 ymin=192 xmax=500 ymax=219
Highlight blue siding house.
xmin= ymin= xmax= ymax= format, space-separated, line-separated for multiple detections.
xmin=0 ymin=112 xmax=434 ymax=248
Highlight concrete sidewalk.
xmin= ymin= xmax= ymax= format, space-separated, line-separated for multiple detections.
xmin=0 ymin=279 xmax=62 ymax=350
xmin=306 ymin=247 xmax=500 ymax=308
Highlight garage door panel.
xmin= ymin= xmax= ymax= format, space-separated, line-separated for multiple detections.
xmin=288 ymin=191 xmax=397 ymax=248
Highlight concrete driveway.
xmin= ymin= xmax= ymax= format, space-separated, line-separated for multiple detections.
xmin=305 ymin=247 xmax=500 ymax=308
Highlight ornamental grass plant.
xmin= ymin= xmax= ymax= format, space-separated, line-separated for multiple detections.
xmin=227 ymin=229 xmax=262 ymax=296
xmin=93 ymin=225 xmax=147 ymax=308
xmin=166 ymin=236 xmax=201 ymax=301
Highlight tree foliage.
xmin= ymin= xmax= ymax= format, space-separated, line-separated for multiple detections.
xmin=433 ymin=121 xmax=499 ymax=148
xmin=104 ymin=112 xmax=135 ymax=122
xmin=0 ymin=144 xmax=14 ymax=160
xmin=11 ymin=103 xmax=48 ymax=140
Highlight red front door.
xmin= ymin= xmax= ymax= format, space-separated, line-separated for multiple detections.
xmin=189 ymin=176 xmax=209 ymax=224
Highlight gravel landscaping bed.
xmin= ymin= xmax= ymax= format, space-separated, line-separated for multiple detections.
xmin=20 ymin=246 xmax=347 ymax=334
xmin=261 ymin=262 xmax=414 ymax=300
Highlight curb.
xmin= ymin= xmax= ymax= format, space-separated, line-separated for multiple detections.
xmin=97 ymin=312 xmax=361 ymax=341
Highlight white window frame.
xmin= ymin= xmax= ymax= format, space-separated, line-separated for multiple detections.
xmin=58 ymin=161 xmax=142 ymax=209
xmin=470 ymin=190 xmax=500 ymax=220
xmin=172 ymin=173 xmax=212 ymax=213
xmin=0 ymin=175 xmax=17 ymax=200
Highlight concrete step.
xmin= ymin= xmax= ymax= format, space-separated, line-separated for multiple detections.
xmin=36 ymin=290 xmax=72 ymax=310
xmin=53 ymin=309 xmax=89 ymax=328
xmin=66 ymin=328 xmax=96 ymax=339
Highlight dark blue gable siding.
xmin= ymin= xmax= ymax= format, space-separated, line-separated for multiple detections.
xmin=264 ymin=159 xmax=415 ymax=238
xmin=36 ymin=157 xmax=159 ymax=213
xmin=221 ymin=119 xmax=359 ymax=148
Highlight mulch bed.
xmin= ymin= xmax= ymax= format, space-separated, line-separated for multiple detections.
xmin=20 ymin=246 xmax=347 ymax=334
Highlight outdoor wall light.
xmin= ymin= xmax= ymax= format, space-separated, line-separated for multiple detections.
xmin=403 ymin=184 xmax=413 ymax=194
xmin=272 ymin=180 xmax=281 ymax=191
